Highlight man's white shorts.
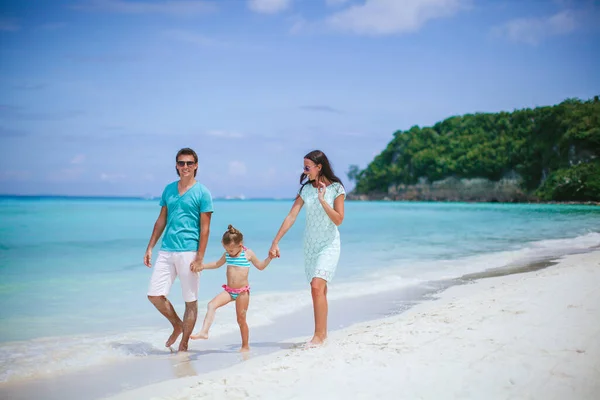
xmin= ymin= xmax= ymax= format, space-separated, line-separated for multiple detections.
xmin=147 ymin=251 xmax=199 ymax=302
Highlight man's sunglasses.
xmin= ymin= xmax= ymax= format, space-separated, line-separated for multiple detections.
xmin=177 ymin=161 xmax=196 ymax=167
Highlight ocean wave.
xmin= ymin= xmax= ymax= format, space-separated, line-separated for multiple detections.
xmin=1 ymin=231 xmax=598 ymax=383
xmin=364 ymin=231 xmax=600 ymax=282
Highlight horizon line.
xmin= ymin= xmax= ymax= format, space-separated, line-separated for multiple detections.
xmin=0 ymin=194 xmax=296 ymax=201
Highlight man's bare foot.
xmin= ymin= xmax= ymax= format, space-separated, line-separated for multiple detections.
xmin=178 ymin=341 xmax=189 ymax=352
xmin=165 ymin=325 xmax=183 ymax=348
xmin=190 ymin=331 xmax=208 ymax=340
xmin=240 ymin=346 xmax=250 ymax=353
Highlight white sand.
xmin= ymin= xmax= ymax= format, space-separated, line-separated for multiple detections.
xmin=105 ymin=251 xmax=600 ymax=400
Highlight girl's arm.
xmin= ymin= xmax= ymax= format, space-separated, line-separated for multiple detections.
xmin=318 ymin=182 xmax=345 ymax=226
xmin=199 ymin=253 xmax=226 ymax=270
xmin=269 ymin=196 xmax=304 ymax=258
xmin=246 ymin=249 xmax=273 ymax=271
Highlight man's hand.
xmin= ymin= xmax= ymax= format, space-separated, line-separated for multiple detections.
xmin=144 ymin=249 xmax=152 ymax=268
xmin=190 ymin=257 xmax=203 ymax=272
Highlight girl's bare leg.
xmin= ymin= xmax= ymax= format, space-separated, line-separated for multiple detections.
xmin=191 ymin=291 xmax=232 ymax=340
xmin=309 ymin=277 xmax=328 ymax=345
xmin=235 ymin=292 xmax=250 ymax=352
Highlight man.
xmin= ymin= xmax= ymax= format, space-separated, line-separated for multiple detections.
xmin=144 ymin=147 xmax=213 ymax=352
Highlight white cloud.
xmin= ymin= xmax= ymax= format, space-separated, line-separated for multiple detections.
xmin=300 ymin=105 xmax=343 ymax=113
xmin=46 ymin=168 xmax=84 ymax=182
xmin=100 ymin=172 xmax=127 ymax=182
xmin=265 ymin=141 xmax=286 ymax=153
xmin=492 ymin=10 xmax=578 ymax=45
xmin=70 ymin=154 xmax=86 ymax=164
xmin=327 ymin=0 xmax=466 ymax=36
xmin=262 ymin=167 xmax=277 ymax=181
xmin=326 ymin=0 xmax=350 ymax=5
xmin=289 ymin=15 xmax=309 ymax=34
xmin=228 ymin=161 xmax=247 ymax=176
xmin=206 ymin=130 xmax=244 ymax=138
xmin=10 ymin=82 xmax=47 ymax=90
xmin=337 ymin=130 xmax=365 ymax=137
xmin=0 ymin=18 xmax=20 ymax=32
xmin=38 ymin=22 xmax=67 ymax=31
xmin=74 ymin=0 xmax=215 ymax=17
xmin=164 ymin=29 xmax=223 ymax=46
xmin=0 ymin=171 xmax=31 ymax=181
xmin=248 ymin=0 xmax=292 ymax=14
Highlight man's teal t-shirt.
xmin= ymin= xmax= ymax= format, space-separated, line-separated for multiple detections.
xmin=159 ymin=181 xmax=214 ymax=252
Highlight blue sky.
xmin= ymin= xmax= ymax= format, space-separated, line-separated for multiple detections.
xmin=1 ymin=0 xmax=599 ymax=198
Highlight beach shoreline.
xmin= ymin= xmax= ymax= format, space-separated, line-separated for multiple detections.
xmin=103 ymin=250 xmax=600 ymax=400
xmin=1 ymin=247 xmax=598 ymax=400
xmin=0 ymin=279 xmax=448 ymax=400
xmin=346 ymin=194 xmax=600 ymax=206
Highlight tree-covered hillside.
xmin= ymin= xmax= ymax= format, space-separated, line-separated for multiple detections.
xmin=349 ymin=96 xmax=600 ymax=202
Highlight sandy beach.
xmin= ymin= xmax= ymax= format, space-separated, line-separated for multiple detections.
xmin=104 ymin=250 xmax=600 ymax=400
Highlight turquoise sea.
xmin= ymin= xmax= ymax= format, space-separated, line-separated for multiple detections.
xmin=1 ymin=196 xmax=599 ymax=383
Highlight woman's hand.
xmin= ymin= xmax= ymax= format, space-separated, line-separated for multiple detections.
xmin=317 ymin=179 xmax=326 ymax=202
xmin=269 ymin=243 xmax=280 ymax=259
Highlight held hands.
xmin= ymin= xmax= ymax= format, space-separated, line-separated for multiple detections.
xmin=190 ymin=257 xmax=204 ymax=272
xmin=269 ymin=243 xmax=280 ymax=259
xmin=143 ymin=249 xmax=152 ymax=268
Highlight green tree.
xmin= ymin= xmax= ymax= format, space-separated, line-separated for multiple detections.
xmin=347 ymin=164 xmax=361 ymax=183
xmin=351 ymin=96 xmax=600 ymax=201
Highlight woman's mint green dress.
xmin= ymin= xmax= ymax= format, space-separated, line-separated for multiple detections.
xmin=299 ymin=182 xmax=346 ymax=283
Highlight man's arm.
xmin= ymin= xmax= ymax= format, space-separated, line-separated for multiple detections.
xmin=197 ymin=212 xmax=212 ymax=260
xmin=144 ymin=206 xmax=168 ymax=267
xmin=190 ymin=211 xmax=212 ymax=271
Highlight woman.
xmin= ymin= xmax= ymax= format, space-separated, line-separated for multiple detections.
xmin=269 ymin=150 xmax=346 ymax=345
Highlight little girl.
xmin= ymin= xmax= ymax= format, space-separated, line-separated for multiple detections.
xmin=191 ymin=225 xmax=273 ymax=352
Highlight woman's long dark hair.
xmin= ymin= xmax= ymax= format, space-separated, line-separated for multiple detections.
xmin=298 ymin=150 xmax=344 ymax=196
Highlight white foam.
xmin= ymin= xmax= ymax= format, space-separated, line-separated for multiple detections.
xmin=0 ymin=278 xmax=426 ymax=384
xmin=363 ymin=232 xmax=600 ymax=281
xmin=0 ymin=329 xmax=169 ymax=383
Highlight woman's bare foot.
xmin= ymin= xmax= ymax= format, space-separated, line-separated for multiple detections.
xmin=240 ymin=346 xmax=250 ymax=353
xmin=307 ymin=334 xmax=327 ymax=346
xmin=190 ymin=331 xmax=208 ymax=340
xmin=165 ymin=325 xmax=183 ymax=348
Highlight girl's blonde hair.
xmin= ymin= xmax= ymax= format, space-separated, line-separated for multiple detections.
xmin=222 ymin=224 xmax=243 ymax=245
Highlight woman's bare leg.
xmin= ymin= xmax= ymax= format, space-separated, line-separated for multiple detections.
xmin=309 ymin=278 xmax=328 ymax=345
